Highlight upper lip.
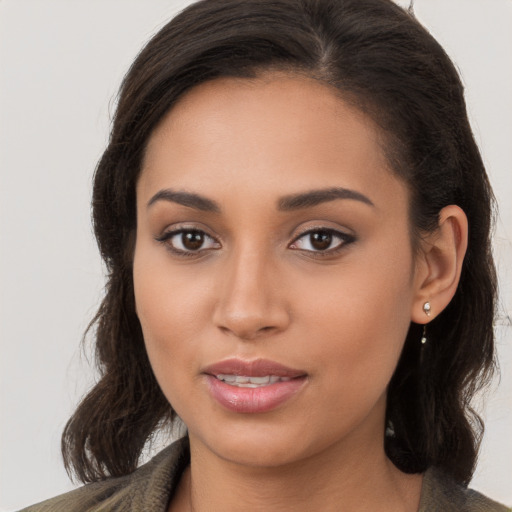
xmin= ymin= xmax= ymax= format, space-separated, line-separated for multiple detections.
xmin=202 ymin=358 xmax=307 ymax=378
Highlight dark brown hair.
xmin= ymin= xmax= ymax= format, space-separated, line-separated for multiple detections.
xmin=62 ymin=0 xmax=497 ymax=485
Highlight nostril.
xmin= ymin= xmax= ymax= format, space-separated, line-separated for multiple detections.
xmin=217 ymin=322 xmax=278 ymax=341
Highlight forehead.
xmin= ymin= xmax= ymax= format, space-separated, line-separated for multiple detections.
xmin=139 ymin=74 xmax=406 ymax=212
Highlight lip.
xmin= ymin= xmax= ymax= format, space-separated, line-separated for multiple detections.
xmin=202 ymin=358 xmax=306 ymax=378
xmin=202 ymin=358 xmax=308 ymax=414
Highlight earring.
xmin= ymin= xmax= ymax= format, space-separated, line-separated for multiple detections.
xmin=420 ymin=325 xmax=427 ymax=345
xmin=420 ymin=302 xmax=431 ymax=346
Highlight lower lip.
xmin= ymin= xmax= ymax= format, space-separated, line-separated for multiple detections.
xmin=205 ymin=375 xmax=307 ymax=413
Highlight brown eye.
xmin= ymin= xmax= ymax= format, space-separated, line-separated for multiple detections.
xmin=309 ymin=231 xmax=332 ymax=250
xmin=182 ymin=231 xmax=205 ymax=250
xmin=289 ymin=228 xmax=355 ymax=254
xmin=156 ymin=228 xmax=220 ymax=255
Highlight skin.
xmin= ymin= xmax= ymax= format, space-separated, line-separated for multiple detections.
xmin=133 ymin=74 xmax=468 ymax=512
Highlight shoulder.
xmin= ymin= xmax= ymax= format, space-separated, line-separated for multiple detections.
xmin=419 ymin=467 xmax=510 ymax=512
xmin=18 ymin=437 xmax=190 ymax=512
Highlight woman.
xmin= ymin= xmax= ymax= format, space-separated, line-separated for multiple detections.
xmin=20 ymin=0 xmax=510 ymax=510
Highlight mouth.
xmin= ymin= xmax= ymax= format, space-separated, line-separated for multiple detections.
xmin=202 ymin=357 xmax=306 ymax=379
xmin=214 ymin=374 xmax=293 ymax=388
xmin=202 ymin=358 xmax=308 ymax=413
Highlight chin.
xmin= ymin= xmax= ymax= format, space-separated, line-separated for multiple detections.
xmin=188 ymin=416 xmax=330 ymax=469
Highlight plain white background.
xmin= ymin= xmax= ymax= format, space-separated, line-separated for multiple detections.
xmin=0 ymin=1 xmax=511 ymax=510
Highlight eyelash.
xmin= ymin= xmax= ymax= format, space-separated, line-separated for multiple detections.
xmin=289 ymin=228 xmax=356 ymax=257
xmin=155 ymin=228 xmax=220 ymax=258
xmin=155 ymin=227 xmax=356 ymax=258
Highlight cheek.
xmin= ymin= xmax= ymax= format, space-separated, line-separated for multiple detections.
xmin=133 ymin=232 xmax=212 ymax=334
xmin=294 ymin=241 xmax=415 ymax=396
xmin=132 ymin=243 xmax=211 ymax=400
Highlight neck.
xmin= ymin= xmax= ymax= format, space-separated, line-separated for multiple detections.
xmin=172 ymin=428 xmax=423 ymax=512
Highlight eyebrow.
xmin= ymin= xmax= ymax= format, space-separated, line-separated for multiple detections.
xmin=277 ymin=187 xmax=374 ymax=210
xmin=147 ymin=189 xmax=221 ymax=213
xmin=146 ymin=186 xmax=374 ymax=213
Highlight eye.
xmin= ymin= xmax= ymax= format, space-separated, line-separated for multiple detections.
xmin=289 ymin=228 xmax=355 ymax=254
xmin=155 ymin=228 xmax=220 ymax=255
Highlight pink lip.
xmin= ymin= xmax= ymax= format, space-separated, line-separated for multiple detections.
xmin=202 ymin=358 xmax=306 ymax=378
xmin=202 ymin=358 xmax=307 ymax=414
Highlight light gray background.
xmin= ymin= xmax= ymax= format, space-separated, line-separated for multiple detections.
xmin=1 ymin=1 xmax=511 ymax=510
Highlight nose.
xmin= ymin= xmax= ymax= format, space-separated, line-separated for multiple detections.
xmin=212 ymin=247 xmax=290 ymax=341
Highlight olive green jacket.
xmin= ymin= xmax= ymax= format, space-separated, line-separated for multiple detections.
xmin=19 ymin=437 xmax=510 ymax=511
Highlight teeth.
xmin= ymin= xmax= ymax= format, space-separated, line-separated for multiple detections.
xmin=241 ymin=375 xmax=269 ymax=385
xmin=215 ymin=374 xmax=292 ymax=387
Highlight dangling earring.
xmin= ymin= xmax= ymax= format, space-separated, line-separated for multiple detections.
xmin=421 ymin=325 xmax=427 ymax=345
xmin=420 ymin=302 xmax=431 ymax=346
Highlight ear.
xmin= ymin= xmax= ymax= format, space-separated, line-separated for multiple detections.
xmin=411 ymin=205 xmax=468 ymax=324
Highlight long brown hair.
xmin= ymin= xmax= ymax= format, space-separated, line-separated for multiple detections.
xmin=62 ymin=0 xmax=497 ymax=485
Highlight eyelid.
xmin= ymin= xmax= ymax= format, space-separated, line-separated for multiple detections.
xmin=154 ymin=223 xmax=355 ymax=258
xmin=288 ymin=226 xmax=356 ymax=254
xmin=155 ymin=224 xmax=221 ymax=257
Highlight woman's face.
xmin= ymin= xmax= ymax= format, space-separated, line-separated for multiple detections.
xmin=134 ymin=75 xmax=424 ymax=468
